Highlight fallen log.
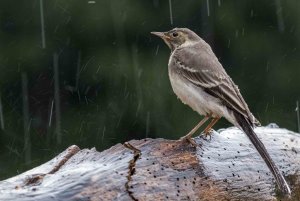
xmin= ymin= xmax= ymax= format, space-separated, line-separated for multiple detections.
xmin=0 ymin=124 xmax=299 ymax=201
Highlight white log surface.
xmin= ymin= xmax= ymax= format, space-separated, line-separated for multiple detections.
xmin=0 ymin=124 xmax=299 ymax=201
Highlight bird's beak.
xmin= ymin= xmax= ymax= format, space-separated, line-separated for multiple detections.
xmin=151 ymin=32 xmax=171 ymax=40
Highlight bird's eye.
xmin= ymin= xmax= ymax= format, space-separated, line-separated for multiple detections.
xmin=172 ymin=32 xmax=178 ymax=37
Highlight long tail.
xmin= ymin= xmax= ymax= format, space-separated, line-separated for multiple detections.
xmin=234 ymin=113 xmax=291 ymax=195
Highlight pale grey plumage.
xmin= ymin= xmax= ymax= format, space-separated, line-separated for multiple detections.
xmin=169 ymin=39 xmax=259 ymax=127
xmin=151 ymin=28 xmax=290 ymax=195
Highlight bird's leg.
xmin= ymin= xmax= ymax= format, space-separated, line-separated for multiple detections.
xmin=201 ymin=117 xmax=220 ymax=138
xmin=179 ymin=115 xmax=210 ymax=146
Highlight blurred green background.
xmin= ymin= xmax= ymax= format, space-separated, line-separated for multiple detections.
xmin=0 ymin=0 xmax=299 ymax=180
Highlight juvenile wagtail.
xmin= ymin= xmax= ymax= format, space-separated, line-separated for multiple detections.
xmin=151 ymin=28 xmax=290 ymax=195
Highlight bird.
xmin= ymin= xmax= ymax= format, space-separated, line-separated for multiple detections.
xmin=151 ymin=28 xmax=291 ymax=195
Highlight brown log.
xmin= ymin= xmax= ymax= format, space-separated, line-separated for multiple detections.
xmin=0 ymin=125 xmax=299 ymax=201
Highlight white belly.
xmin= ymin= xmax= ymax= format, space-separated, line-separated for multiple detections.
xmin=168 ymin=71 xmax=237 ymax=125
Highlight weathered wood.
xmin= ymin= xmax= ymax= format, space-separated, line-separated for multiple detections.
xmin=0 ymin=125 xmax=299 ymax=201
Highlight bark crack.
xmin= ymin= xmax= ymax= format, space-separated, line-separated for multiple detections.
xmin=123 ymin=142 xmax=141 ymax=201
xmin=21 ymin=145 xmax=80 ymax=187
xmin=47 ymin=145 xmax=80 ymax=174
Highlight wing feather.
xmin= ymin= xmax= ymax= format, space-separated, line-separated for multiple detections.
xmin=172 ymin=43 xmax=259 ymax=125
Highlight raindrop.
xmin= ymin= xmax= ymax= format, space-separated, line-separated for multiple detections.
xmin=155 ymin=45 xmax=160 ymax=55
xmin=206 ymin=0 xmax=210 ymax=16
xmin=235 ymin=29 xmax=239 ymax=38
xmin=53 ymin=53 xmax=61 ymax=144
xmin=135 ymin=101 xmax=141 ymax=117
xmin=0 ymin=94 xmax=4 ymax=130
xmin=48 ymin=99 xmax=54 ymax=127
xmin=81 ymin=56 xmax=95 ymax=74
xmin=265 ymin=103 xmax=269 ymax=113
xmin=76 ymin=51 xmax=82 ymax=90
xmin=101 ymin=126 xmax=106 ymax=143
xmin=64 ymin=16 xmax=71 ymax=25
xmin=96 ymin=64 xmax=101 ymax=74
xmin=39 ymin=0 xmax=46 ymax=48
xmin=227 ymin=39 xmax=231 ymax=48
xmin=266 ymin=61 xmax=270 ymax=72
xmin=168 ymin=0 xmax=173 ymax=25
xmin=275 ymin=0 xmax=285 ymax=32
xmin=22 ymin=73 xmax=31 ymax=162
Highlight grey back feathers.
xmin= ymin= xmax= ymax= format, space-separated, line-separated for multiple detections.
xmin=153 ymin=27 xmax=290 ymax=194
xmin=170 ymin=35 xmax=259 ymax=126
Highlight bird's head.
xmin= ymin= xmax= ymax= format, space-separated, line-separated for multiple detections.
xmin=151 ymin=28 xmax=200 ymax=51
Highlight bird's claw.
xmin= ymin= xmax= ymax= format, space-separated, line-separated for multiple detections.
xmin=200 ymin=129 xmax=214 ymax=140
xmin=178 ymin=136 xmax=198 ymax=147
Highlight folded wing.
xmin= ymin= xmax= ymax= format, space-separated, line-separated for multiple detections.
xmin=173 ymin=43 xmax=259 ymax=126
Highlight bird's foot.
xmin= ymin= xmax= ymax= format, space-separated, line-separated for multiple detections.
xmin=178 ymin=136 xmax=197 ymax=147
xmin=200 ymin=129 xmax=214 ymax=140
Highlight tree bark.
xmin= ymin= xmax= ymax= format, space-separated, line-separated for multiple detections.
xmin=0 ymin=125 xmax=299 ymax=201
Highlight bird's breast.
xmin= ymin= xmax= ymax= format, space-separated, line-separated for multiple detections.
xmin=168 ymin=66 xmax=236 ymax=124
xmin=168 ymin=67 xmax=207 ymax=114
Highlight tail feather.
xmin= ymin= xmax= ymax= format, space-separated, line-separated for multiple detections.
xmin=234 ymin=112 xmax=291 ymax=195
